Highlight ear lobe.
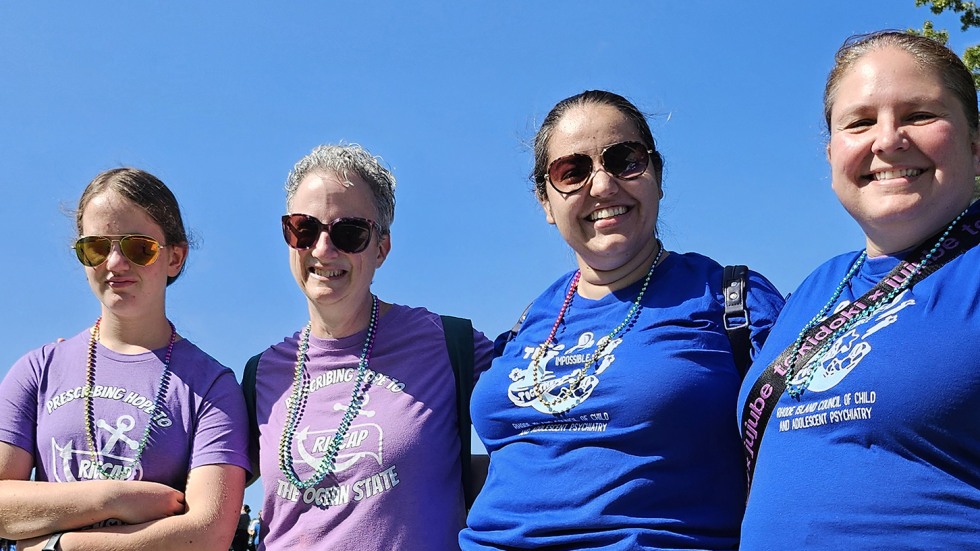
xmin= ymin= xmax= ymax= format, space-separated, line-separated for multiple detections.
xmin=375 ymin=233 xmax=392 ymax=268
xmin=539 ymin=195 xmax=556 ymax=225
xmin=167 ymin=243 xmax=189 ymax=278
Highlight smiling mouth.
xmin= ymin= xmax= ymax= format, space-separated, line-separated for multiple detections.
xmin=310 ymin=267 xmax=345 ymax=278
xmin=587 ymin=206 xmax=629 ymax=222
xmin=870 ymin=168 xmax=923 ymax=181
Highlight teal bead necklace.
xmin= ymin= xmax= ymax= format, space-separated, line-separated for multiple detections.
xmin=785 ymin=208 xmax=969 ymax=400
xmin=279 ymin=295 xmax=379 ymax=489
xmin=84 ymin=317 xmax=175 ymax=480
xmin=531 ymin=240 xmax=665 ymax=415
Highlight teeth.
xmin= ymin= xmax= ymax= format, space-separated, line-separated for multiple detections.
xmin=588 ymin=206 xmax=627 ymax=221
xmin=312 ymin=268 xmax=344 ymax=278
xmin=873 ymin=168 xmax=922 ymax=180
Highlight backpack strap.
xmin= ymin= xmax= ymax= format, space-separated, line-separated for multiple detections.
xmin=440 ymin=315 xmax=477 ymax=508
xmin=242 ymin=352 xmax=263 ymax=484
xmin=723 ymin=265 xmax=752 ymax=378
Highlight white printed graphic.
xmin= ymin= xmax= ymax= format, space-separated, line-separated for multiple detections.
xmin=508 ymin=331 xmax=622 ymax=413
xmin=788 ymin=291 xmax=911 ymax=393
xmin=50 ymin=414 xmax=145 ymax=481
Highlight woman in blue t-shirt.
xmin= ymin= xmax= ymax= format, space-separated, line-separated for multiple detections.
xmin=461 ymin=90 xmax=786 ymax=550
xmin=739 ymin=31 xmax=980 ymax=549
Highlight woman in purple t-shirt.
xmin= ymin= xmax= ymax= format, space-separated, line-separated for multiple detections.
xmin=247 ymin=144 xmax=493 ymax=551
xmin=0 ymin=168 xmax=250 ymax=550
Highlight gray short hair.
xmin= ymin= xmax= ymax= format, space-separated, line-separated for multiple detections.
xmin=285 ymin=144 xmax=396 ymax=234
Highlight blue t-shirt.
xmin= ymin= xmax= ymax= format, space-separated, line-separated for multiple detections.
xmin=462 ymin=252 xmax=785 ymax=550
xmin=739 ymin=208 xmax=980 ymax=549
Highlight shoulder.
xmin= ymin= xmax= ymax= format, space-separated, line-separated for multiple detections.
xmin=790 ymin=250 xmax=865 ymax=297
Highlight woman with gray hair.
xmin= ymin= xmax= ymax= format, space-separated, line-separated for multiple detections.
xmin=244 ymin=144 xmax=492 ymax=550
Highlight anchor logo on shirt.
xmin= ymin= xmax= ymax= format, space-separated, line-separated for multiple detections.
xmin=507 ymin=332 xmax=623 ymax=413
xmin=50 ymin=414 xmax=145 ymax=481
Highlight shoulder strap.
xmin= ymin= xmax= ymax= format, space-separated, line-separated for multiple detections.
xmin=243 ymin=352 xmax=263 ymax=483
xmin=723 ymin=265 xmax=752 ymax=378
xmin=741 ymin=207 xmax=980 ymax=489
xmin=492 ymin=303 xmax=531 ymax=358
xmin=440 ymin=315 xmax=476 ymax=508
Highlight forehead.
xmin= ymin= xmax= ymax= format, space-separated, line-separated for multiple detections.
xmin=80 ymin=190 xmax=160 ymax=234
xmin=291 ymin=170 xmax=378 ymax=218
xmin=833 ymin=47 xmax=945 ymax=109
xmin=548 ymin=104 xmax=642 ymax=159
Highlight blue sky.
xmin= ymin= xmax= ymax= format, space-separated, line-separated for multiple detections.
xmin=2 ymin=1 xmax=976 ymax=510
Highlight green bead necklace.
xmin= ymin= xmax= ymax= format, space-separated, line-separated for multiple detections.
xmin=84 ymin=317 xmax=175 ymax=480
xmin=531 ymin=241 xmax=665 ymax=415
xmin=279 ymin=295 xmax=379 ymax=489
xmin=785 ymin=208 xmax=969 ymax=399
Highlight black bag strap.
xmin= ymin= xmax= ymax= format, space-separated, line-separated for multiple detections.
xmin=723 ymin=265 xmax=752 ymax=378
xmin=440 ymin=315 xmax=477 ymax=508
xmin=740 ymin=208 xmax=980 ymax=489
xmin=242 ymin=352 xmax=263 ymax=483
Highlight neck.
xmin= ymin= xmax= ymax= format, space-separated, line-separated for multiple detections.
xmin=864 ymin=201 xmax=974 ymax=257
xmin=97 ymin=310 xmax=175 ymax=353
xmin=308 ymin=294 xmax=381 ymax=339
xmin=576 ymin=239 xmax=664 ymax=300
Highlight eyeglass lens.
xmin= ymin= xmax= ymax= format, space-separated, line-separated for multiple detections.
xmin=73 ymin=235 xmax=162 ymax=267
xmin=281 ymin=214 xmax=375 ymax=254
xmin=547 ymin=141 xmax=651 ymax=193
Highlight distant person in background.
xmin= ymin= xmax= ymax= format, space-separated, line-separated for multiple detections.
xmin=739 ymin=31 xmax=980 ymax=549
xmin=245 ymin=144 xmax=493 ymax=550
xmin=232 ymin=504 xmax=251 ymax=551
xmin=0 ymin=168 xmax=249 ymax=550
xmin=247 ymin=510 xmax=260 ymax=551
xmin=460 ymin=90 xmax=785 ymax=549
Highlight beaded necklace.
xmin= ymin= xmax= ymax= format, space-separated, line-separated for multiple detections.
xmin=279 ymin=295 xmax=379 ymax=489
xmin=785 ymin=208 xmax=969 ymax=399
xmin=84 ymin=317 xmax=176 ymax=480
xmin=531 ymin=241 xmax=665 ymax=415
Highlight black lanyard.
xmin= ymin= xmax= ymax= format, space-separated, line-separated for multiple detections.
xmin=741 ymin=208 xmax=980 ymax=488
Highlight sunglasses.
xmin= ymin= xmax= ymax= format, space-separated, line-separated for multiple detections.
xmin=281 ymin=214 xmax=381 ymax=253
xmin=546 ymin=141 xmax=656 ymax=194
xmin=73 ymin=235 xmax=164 ymax=267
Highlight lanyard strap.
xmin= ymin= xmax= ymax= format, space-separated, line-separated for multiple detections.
xmin=741 ymin=208 xmax=980 ymax=487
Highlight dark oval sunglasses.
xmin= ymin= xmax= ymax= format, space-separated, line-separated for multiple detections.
xmin=281 ymin=214 xmax=381 ymax=254
xmin=72 ymin=235 xmax=164 ymax=267
xmin=546 ymin=140 xmax=655 ymax=194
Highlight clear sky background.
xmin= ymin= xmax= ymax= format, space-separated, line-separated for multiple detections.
xmin=2 ymin=2 xmax=976 ymax=510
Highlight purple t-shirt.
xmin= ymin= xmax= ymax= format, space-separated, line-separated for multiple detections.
xmin=253 ymin=304 xmax=492 ymax=551
xmin=0 ymin=329 xmax=250 ymax=489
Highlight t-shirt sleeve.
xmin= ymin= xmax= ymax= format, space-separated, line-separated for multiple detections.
xmin=472 ymin=329 xmax=494 ymax=384
xmin=745 ymin=270 xmax=787 ymax=359
xmin=190 ymin=368 xmax=251 ymax=474
xmin=0 ymin=348 xmax=44 ymax=455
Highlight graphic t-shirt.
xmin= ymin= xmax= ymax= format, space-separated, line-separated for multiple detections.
xmin=0 ymin=330 xmax=250 ymax=489
xmin=739 ymin=207 xmax=980 ymax=549
xmin=253 ymin=304 xmax=493 ymax=551
xmin=461 ymin=252 xmax=785 ymax=550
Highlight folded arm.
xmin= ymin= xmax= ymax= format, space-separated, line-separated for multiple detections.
xmin=0 ymin=443 xmax=184 ymax=541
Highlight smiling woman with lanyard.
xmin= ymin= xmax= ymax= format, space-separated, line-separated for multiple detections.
xmin=739 ymin=31 xmax=980 ymax=549
xmin=460 ymin=90 xmax=785 ymax=550
xmin=0 ymin=168 xmax=249 ymax=550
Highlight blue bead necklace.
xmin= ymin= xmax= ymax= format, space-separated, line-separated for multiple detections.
xmin=785 ymin=208 xmax=969 ymax=399
xmin=279 ymin=295 xmax=379 ymax=490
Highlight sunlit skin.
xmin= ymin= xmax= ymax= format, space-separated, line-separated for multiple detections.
xmin=539 ymin=103 xmax=664 ymax=299
xmin=288 ymin=171 xmax=391 ymax=339
xmin=827 ymin=46 xmax=980 ymax=257
xmin=80 ymin=191 xmax=187 ymax=352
